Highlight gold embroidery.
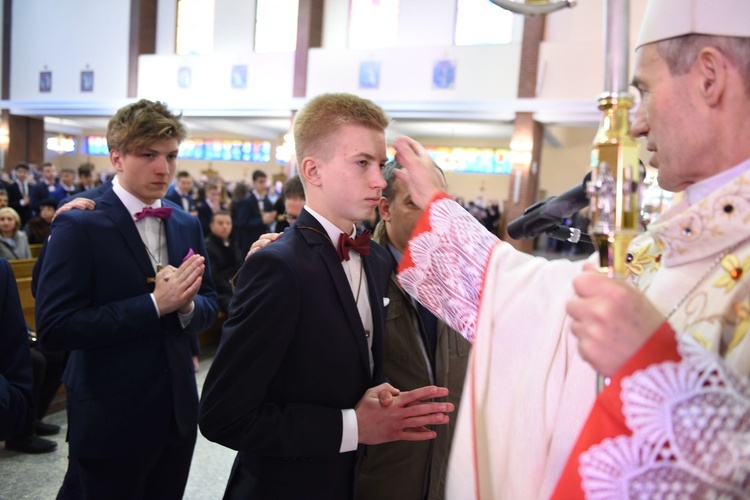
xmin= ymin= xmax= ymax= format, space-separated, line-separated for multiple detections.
xmin=690 ymin=333 xmax=711 ymax=350
xmin=625 ymin=242 xmax=659 ymax=276
xmin=713 ymin=254 xmax=750 ymax=292
xmin=728 ymin=301 xmax=750 ymax=353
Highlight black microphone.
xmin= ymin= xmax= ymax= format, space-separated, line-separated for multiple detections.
xmin=507 ymin=172 xmax=591 ymax=240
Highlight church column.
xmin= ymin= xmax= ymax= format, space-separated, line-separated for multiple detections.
xmin=128 ymin=0 xmax=157 ymax=97
xmin=293 ymin=0 xmax=324 ymax=98
xmin=502 ymin=13 xmax=546 ymax=253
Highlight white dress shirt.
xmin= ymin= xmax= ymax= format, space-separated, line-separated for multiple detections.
xmin=112 ymin=182 xmax=194 ymax=326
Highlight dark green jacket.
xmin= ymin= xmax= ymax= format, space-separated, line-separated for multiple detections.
xmin=359 ymin=222 xmax=471 ymax=500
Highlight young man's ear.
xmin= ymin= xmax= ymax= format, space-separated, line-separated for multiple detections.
xmin=109 ymin=149 xmax=124 ymax=173
xmin=299 ymin=157 xmax=321 ymax=187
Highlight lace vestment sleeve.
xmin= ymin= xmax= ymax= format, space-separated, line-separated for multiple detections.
xmin=553 ymin=323 xmax=750 ymax=498
xmin=398 ymin=192 xmax=499 ymax=343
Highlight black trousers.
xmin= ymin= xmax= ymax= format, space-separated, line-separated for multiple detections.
xmin=57 ymin=427 xmax=197 ymax=500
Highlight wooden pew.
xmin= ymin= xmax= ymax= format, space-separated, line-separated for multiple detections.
xmin=9 ymin=258 xmax=36 ymax=331
xmin=29 ymin=243 xmax=43 ymax=258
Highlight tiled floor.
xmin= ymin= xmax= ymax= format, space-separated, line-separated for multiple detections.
xmin=0 ymin=355 xmax=236 ymax=500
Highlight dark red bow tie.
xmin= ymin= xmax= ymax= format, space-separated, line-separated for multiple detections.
xmin=337 ymin=230 xmax=371 ymax=261
xmin=134 ymin=206 xmax=173 ymax=222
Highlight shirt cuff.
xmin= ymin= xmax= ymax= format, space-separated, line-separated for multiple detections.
xmin=149 ymin=293 xmax=161 ymax=318
xmin=178 ymin=301 xmax=195 ymax=328
xmin=339 ymin=409 xmax=358 ymax=453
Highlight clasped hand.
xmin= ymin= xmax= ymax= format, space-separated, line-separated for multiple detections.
xmin=355 ymin=383 xmax=454 ymax=445
xmin=153 ymin=254 xmax=205 ymax=316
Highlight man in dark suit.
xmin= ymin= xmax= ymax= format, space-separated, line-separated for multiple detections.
xmin=74 ymin=163 xmax=99 ymax=194
xmin=35 ymin=99 xmax=219 ymax=500
xmin=7 ymin=163 xmax=33 ymax=225
xmin=204 ymin=211 xmax=243 ymax=313
xmin=165 ymin=170 xmax=198 ymax=214
xmin=231 ymin=169 xmax=276 ymax=255
xmin=199 ymin=93 xmax=453 ymax=500
xmin=30 ymin=162 xmax=59 ymax=215
xmin=273 ymin=174 xmax=306 ymax=234
xmin=0 ymin=258 xmax=34 ymax=441
xmin=50 ymin=168 xmax=78 ymax=203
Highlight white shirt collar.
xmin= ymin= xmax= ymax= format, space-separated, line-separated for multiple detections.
xmin=303 ymin=205 xmax=357 ymax=248
xmin=113 ymin=180 xmax=163 ymax=221
xmin=685 ymin=157 xmax=750 ymax=205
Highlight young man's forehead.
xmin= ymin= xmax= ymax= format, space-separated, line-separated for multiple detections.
xmin=133 ymin=140 xmax=180 ymax=153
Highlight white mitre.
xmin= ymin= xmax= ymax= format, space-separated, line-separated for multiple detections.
xmin=637 ymin=0 xmax=750 ymax=48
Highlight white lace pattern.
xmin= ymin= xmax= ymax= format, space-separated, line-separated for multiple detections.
xmin=399 ymin=198 xmax=499 ymax=343
xmin=579 ymin=337 xmax=750 ymax=498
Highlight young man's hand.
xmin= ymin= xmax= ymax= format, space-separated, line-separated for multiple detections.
xmin=355 ymin=383 xmax=453 ymax=445
xmin=153 ymin=254 xmax=205 ymax=315
xmin=54 ymin=198 xmax=96 ymax=219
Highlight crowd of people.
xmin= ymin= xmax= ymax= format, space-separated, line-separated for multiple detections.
xmin=2 ymin=1 xmax=750 ymax=497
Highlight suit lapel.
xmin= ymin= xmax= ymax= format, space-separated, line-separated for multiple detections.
xmin=163 ymin=200 xmax=185 ymax=266
xmin=99 ymin=190 xmax=154 ymax=280
xmin=296 ymin=212 xmax=372 ymax=376
xmin=363 ymin=253 xmax=385 ymax=380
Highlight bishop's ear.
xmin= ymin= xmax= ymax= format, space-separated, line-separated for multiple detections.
xmin=694 ymin=46 xmax=727 ymax=107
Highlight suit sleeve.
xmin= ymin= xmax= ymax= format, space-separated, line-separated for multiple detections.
xmin=7 ymin=183 xmax=23 ymax=210
xmin=199 ymin=249 xmax=343 ymax=459
xmin=35 ymin=213 xmax=162 ymax=351
xmin=0 ymin=259 xmax=34 ymax=440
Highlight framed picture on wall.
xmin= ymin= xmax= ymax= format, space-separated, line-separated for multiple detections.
xmin=231 ymin=65 xmax=248 ymax=89
xmin=178 ymin=67 xmax=192 ymax=89
xmin=39 ymin=71 xmax=52 ymax=93
xmin=432 ymin=60 xmax=456 ymax=89
xmin=358 ymin=61 xmax=380 ymax=89
xmin=80 ymin=70 xmax=94 ymax=92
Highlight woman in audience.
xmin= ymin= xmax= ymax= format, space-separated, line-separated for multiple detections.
xmin=0 ymin=207 xmax=31 ymax=260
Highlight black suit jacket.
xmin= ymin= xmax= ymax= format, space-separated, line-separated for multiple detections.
xmin=165 ymin=188 xmax=197 ymax=212
xmin=232 ymin=192 xmax=274 ymax=255
xmin=35 ymin=189 xmax=218 ymax=459
xmin=7 ymin=181 xmax=32 ymax=224
xmin=204 ymin=233 xmax=243 ymax=313
xmin=200 ymin=209 xmax=391 ymax=499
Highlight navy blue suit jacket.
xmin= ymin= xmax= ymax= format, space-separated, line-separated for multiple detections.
xmin=30 ymin=181 xmax=58 ymax=213
xmin=200 ymin=209 xmax=391 ymax=499
xmin=35 ymin=189 xmax=218 ymax=459
xmin=0 ymin=258 xmax=34 ymax=440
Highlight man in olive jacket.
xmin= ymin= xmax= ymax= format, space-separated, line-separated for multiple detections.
xmin=359 ymin=161 xmax=470 ymax=500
